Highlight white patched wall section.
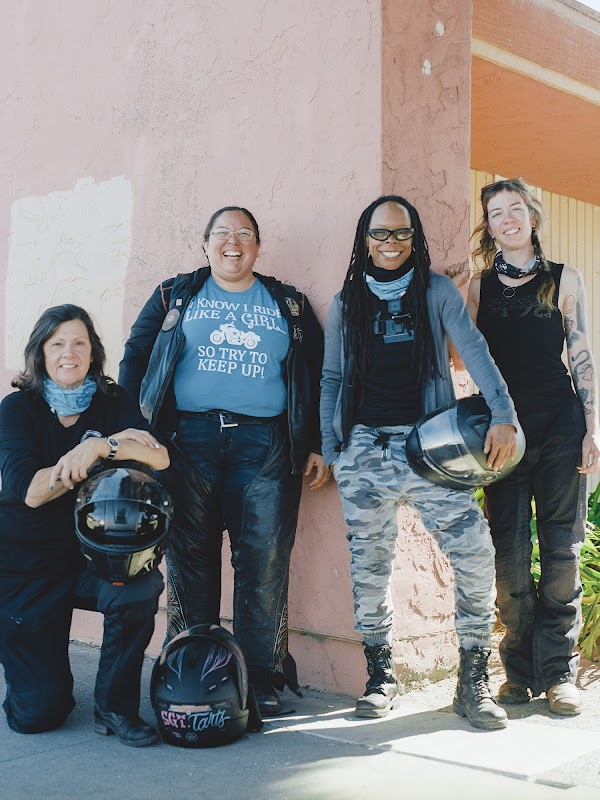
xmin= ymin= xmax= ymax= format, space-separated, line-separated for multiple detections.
xmin=5 ymin=176 xmax=133 ymax=379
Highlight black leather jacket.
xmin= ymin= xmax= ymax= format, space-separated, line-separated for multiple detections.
xmin=118 ymin=267 xmax=323 ymax=473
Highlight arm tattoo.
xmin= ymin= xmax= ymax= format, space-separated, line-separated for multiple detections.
xmin=576 ymin=281 xmax=586 ymax=331
xmin=563 ymin=294 xmax=580 ymax=347
xmin=565 ymin=274 xmax=598 ymax=422
xmin=572 ymin=349 xmax=593 ymax=415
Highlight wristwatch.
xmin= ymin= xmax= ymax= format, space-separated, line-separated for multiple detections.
xmin=80 ymin=430 xmax=103 ymax=443
xmin=106 ymin=437 xmax=120 ymax=461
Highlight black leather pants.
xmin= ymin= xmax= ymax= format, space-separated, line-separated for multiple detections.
xmin=484 ymin=395 xmax=587 ymax=696
xmin=166 ymin=414 xmax=302 ymax=690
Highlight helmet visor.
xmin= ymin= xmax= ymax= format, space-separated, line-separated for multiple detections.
xmin=417 ymin=406 xmax=495 ymax=485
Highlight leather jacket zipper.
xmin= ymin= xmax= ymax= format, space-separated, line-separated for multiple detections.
xmin=152 ymin=326 xmax=185 ymax=427
xmin=285 ymin=347 xmax=298 ymax=474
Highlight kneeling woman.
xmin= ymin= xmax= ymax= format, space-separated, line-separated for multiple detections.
xmin=0 ymin=305 xmax=170 ymax=745
xmin=321 ymin=196 xmax=517 ymax=730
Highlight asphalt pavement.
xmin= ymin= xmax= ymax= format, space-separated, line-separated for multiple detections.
xmin=1 ymin=641 xmax=600 ymax=800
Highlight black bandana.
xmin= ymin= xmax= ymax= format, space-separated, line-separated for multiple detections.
xmin=493 ymin=251 xmax=542 ymax=279
xmin=366 ymin=252 xmax=416 ymax=282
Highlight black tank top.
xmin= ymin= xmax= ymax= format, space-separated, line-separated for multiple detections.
xmin=477 ymin=262 xmax=574 ymax=417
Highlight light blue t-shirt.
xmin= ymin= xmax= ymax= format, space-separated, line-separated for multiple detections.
xmin=173 ymin=277 xmax=290 ymax=416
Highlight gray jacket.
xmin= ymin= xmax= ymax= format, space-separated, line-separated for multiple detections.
xmin=320 ymin=270 xmax=518 ymax=467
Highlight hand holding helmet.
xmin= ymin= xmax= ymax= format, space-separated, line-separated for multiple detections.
xmin=483 ymin=423 xmax=519 ymax=471
xmin=406 ymin=395 xmax=525 ymax=490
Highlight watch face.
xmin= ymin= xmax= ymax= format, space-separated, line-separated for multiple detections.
xmin=107 ymin=437 xmax=120 ymax=460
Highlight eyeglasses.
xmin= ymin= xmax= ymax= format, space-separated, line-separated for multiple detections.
xmin=368 ymin=227 xmax=415 ymax=242
xmin=209 ymin=228 xmax=256 ymax=241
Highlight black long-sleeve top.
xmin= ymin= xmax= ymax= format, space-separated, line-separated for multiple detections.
xmin=0 ymin=388 xmax=152 ymax=578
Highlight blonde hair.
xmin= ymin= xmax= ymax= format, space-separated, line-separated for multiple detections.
xmin=471 ymin=178 xmax=555 ymax=309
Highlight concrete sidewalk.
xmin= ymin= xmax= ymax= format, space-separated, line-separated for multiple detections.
xmin=1 ymin=642 xmax=600 ymax=800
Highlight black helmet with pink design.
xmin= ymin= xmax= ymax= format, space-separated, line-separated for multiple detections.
xmin=150 ymin=624 xmax=261 ymax=747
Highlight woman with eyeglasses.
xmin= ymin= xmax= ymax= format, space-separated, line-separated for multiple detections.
xmin=463 ymin=178 xmax=600 ymax=716
xmin=119 ymin=206 xmax=328 ymax=716
xmin=321 ymin=195 xmax=518 ymax=729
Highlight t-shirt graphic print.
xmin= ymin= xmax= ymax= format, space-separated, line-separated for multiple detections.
xmin=173 ymin=277 xmax=289 ymax=417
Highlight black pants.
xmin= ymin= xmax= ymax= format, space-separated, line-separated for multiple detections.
xmin=0 ymin=566 xmax=163 ymax=734
xmin=484 ymin=395 xmax=587 ymax=697
xmin=165 ymin=414 xmax=302 ymax=688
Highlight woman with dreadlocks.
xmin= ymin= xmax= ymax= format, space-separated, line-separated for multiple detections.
xmin=465 ymin=179 xmax=600 ymax=716
xmin=321 ymin=195 xmax=518 ymax=730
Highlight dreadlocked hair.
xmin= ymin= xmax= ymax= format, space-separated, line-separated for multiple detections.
xmin=471 ymin=178 xmax=555 ymax=309
xmin=341 ymin=195 xmax=435 ymax=408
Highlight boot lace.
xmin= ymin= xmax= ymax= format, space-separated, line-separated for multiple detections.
xmin=468 ymin=649 xmax=494 ymax=701
xmin=364 ymin=646 xmax=394 ymax=696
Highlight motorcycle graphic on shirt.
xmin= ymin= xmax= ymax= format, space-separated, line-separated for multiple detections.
xmin=209 ymin=323 xmax=261 ymax=350
xmin=183 ymin=293 xmax=287 ymax=381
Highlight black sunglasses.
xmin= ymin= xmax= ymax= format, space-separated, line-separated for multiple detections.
xmin=368 ymin=227 xmax=414 ymax=242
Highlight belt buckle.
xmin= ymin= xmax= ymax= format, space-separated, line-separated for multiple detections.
xmin=219 ymin=412 xmax=238 ymax=429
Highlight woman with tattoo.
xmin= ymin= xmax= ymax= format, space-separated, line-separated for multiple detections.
xmin=460 ymin=178 xmax=600 ymax=715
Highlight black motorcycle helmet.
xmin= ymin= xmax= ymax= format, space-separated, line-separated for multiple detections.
xmin=405 ymin=395 xmax=525 ymax=490
xmin=74 ymin=461 xmax=173 ymax=583
xmin=151 ymin=625 xmax=256 ymax=748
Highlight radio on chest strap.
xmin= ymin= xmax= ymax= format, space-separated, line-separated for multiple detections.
xmin=373 ymin=298 xmax=415 ymax=343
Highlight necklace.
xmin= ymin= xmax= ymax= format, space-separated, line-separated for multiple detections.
xmin=502 ymin=286 xmax=516 ymax=299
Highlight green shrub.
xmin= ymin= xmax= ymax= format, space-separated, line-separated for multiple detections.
xmin=580 ymin=482 xmax=600 ymax=660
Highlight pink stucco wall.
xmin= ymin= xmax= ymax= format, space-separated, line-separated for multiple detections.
xmin=2 ymin=1 xmax=473 ymax=696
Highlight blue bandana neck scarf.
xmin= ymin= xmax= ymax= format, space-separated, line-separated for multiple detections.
xmin=43 ymin=375 xmax=97 ymax=417
xmin=493 ymin=251 xmax=542 ymax=279
xmin=365 ymin=268 xmax=414 ymax=300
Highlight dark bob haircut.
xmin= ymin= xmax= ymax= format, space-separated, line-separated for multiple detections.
xmin=12 ymin=304 xmax=116 ymax=396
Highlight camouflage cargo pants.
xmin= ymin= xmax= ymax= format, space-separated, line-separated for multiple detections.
xmin=334 ymin=424 xmax=496 ymax=649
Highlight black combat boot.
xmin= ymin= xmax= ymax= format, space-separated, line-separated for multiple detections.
xmin=355 ymin=644 xmax=399 ymax=718
xmin=453 ymin=647 xmax=507 ymax=730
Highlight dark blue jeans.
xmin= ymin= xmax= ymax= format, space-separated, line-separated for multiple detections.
xmin=484 ymin=395 xmax=587 ymax=697
xmin=0 ymin=566 xmax=163 ymax=733
xmin=166 ymin=414 xmax=302 ymax=688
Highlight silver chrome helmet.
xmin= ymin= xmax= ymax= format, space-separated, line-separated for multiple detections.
xmin=405 ymin=395 xmax=525 ymax=490
xmin=74 ymin=462 xmax=173 ymax=583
